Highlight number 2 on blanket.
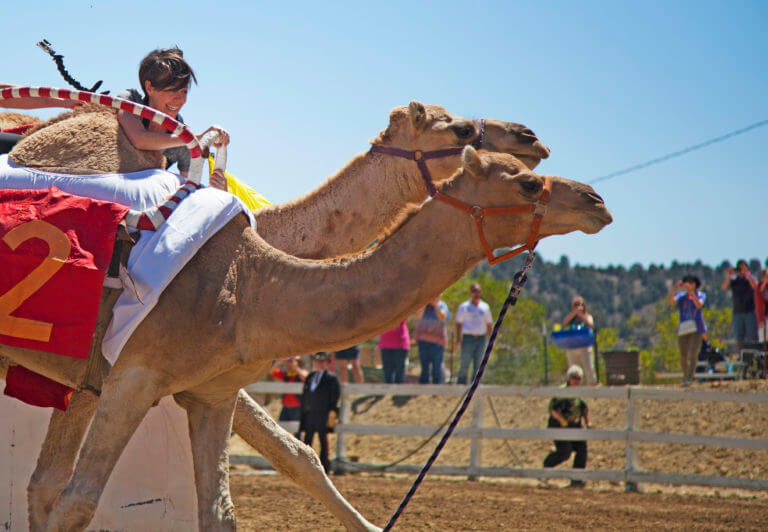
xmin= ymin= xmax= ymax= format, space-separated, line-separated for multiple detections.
xmin=0 ymin=220 xmax=71 ymax=342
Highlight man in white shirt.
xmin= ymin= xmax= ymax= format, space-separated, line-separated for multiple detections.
xmin=453 ymin=283 xmax=493 ymax=384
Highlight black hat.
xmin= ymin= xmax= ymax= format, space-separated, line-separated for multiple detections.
xmin=311 ymin=351 xmax=331 ymax=362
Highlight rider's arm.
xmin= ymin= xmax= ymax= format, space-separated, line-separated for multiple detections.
xmin=116 ymin=110 xmax=187 ymax=151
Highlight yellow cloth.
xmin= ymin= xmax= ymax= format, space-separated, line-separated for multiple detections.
xmin=208 ymin=156 xmax=271 ymax=211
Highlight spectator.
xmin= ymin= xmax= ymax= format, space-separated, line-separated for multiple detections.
xmin=378 ymin=320 xmax=410 ymax=383
xmin=269 ymin=357 xmax=308 ymax=422
xmin=543 ymin=365 xmax=590 ymax=487
xmin=668 ymin=275 xmax=706 ymax=386
xmin=414 ymin=295 xmax=450 ymax=384
xmin=757 ymin=269 xmax=768 ymax=343
xmin=721 ymin=260 xmax=758 ymax=350
xmin=562 ymin=296 xmax=597 ymax=385
xmin=454 ymin=283 xmax=493 ymax=385
xmin=299 ymin=352 xmax=340 ymax=474
xmin=333 ymin=345 xmax=364 ymax=384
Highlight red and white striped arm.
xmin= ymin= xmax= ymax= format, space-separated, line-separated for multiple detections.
xmin=0 ymin=86 xmax=208 ymax=231
xmin=122 ymin=180 xmax=202 ymax=230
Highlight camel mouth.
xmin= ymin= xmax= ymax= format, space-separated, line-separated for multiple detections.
xmin=530 ymin=141 xmax=550 ymax=159
xmin=582 ymin=205 xmax=613 ymax=234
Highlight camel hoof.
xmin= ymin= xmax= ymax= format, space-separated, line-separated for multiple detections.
xmin=43 ymin=493 xmax=97 ymax=532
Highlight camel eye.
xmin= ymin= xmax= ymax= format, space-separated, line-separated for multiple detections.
xmin=519 ymin=178 xmax=541 ymax=194
xmin=453 ymin=124 xmax=474 ymax=139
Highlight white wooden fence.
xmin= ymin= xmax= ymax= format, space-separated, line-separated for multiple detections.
xmin=239 ymin=382 xmax=768 ymax=492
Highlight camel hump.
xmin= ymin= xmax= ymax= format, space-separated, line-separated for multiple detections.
xmin=9 ymin=105 xmax=165 ymax=175
xmin=0 ymin=111 xmax=40 ymax=130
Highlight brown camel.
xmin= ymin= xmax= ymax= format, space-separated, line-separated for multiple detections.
xmin=2 ymin=144 xmax=612 ymax=531
xmin=1 ymin=103 xmax=550 ymax=530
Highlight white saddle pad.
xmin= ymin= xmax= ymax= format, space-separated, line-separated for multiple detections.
xmin=103 ymin=188 xmax=255 ymax=364
xmin=0 ymin=155 xmax=255 ymax=364
xmin=0 ymin=153 xmax=184 ymax=209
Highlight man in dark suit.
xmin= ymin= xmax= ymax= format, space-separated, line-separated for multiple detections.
xmin=299 ymin=352 xmax=340 ymax=474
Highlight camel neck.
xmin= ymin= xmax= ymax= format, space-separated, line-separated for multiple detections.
xmin=253 ymin=151 xmax=429 ymax=259
xmin=239 ymin=195 xmax=487 ymax=359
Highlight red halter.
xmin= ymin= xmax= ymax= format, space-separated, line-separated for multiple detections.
xmin=433 ymin=177 xmax=552 ymax=265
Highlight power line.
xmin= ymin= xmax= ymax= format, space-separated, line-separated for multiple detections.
xmin=588 ymin=119 xmax=768 ymax=185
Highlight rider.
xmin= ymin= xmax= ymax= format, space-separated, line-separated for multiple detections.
xmin=115 ymin=47 xmax=229 ymax=181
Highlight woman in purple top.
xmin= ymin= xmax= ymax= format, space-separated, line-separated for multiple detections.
xmin=378 ymin=319 xmax=410 ymax=383
xmin=668 ymin=274 xmax=706 ymax=386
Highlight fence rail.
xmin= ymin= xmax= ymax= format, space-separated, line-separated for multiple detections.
xmin=240 ymin=382 xmax=768 ymax=491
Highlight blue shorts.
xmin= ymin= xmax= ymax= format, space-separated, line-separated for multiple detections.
xmin=334 ymin=345 xmax=360 ymax=360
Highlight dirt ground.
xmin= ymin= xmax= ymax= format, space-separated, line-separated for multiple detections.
xmin=230 ymin=473 xmax=768 ymax=531
xmin=229 ymin=379 xmax=768 ymax=530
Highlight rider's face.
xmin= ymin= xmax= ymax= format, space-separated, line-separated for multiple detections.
xmin=144 ymin=82 xmax=188 ymax=118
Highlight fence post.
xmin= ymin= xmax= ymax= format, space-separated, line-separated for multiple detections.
xmin=336 ymin=383 xmax=350 ymax=469
xmin=468 ymin=394 xmax=484 ymax=480
xmin=625 ymin=386 xmax=640 ymax=492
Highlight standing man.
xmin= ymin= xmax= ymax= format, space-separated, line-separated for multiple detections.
xmin=721 ymin=260 xmax=758 ymax=351
xmin=454 ymin=283 xmax=493 ymax=385
xmin=299 ymin=352 xmax=340 ymax=474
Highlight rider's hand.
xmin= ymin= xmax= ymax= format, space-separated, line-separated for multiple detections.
xmin=210 ymin=169 xmax=227 ymax=191
xmin=199 ymin=126 xmax=230 ymax=147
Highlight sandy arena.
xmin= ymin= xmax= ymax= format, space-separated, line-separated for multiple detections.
xmin=229 ymin=380 xmax=767 ymax=530
xmin=230 ymin=472 xmax=767 ymax=531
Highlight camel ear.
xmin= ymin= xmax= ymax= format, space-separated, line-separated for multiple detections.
xmin=408 ymin=101 xmax=427 ymax=131
xmin=461 ymin=145 xmax=485 ymax=177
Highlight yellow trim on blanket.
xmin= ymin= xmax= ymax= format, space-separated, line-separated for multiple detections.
xmin=207 ymin=156 xmax=271 ymax=211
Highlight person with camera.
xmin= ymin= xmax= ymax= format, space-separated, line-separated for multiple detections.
xmin=669 ymin=275 xmax=707 ymax=386
xmin=543 ymin=365 xmax=590 ymax=487
xmin=562 ymin=296 xmax=597 ymax=385
xmin=721 ymin=260 xmax=758 ymax=351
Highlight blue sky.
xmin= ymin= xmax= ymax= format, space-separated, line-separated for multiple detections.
xmin=5 ymin=1 xmax=767 ymax=268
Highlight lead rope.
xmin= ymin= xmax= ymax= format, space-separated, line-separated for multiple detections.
xmin=383 ymin=251 xmax=537 ymax=531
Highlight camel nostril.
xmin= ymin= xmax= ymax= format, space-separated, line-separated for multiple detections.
xmin=587 ymin=192 xmax=604 ymax=204
xmin=516 ymin=128 xmax=538 ymax=143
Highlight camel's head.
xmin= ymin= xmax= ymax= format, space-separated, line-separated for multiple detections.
xmin=443 ymin=147 xmax=612 ymax=253
xmin=372 ymin=101 xmax=550 ymax=183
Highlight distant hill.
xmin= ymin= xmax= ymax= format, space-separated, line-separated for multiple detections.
xmin=477 ymin=255 xmax=766 ymax=349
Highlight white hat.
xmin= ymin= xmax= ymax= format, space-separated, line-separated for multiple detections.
xmin=566 ymin=365 xmax=584 ymax=380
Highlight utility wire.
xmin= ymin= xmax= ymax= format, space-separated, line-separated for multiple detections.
xmin=588 ymin=119 xmax=768 ymax=185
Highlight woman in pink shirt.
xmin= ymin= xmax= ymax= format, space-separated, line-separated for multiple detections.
xmin=378 ymin=319 xmax=410 ymax=383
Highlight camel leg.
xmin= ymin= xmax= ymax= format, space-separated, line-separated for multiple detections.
xmin=178 ymin=392 xmax=238 ymax=532
xmin=43 ymin=369 xmax=159 ymax=532
xmin=233 ymin=390 xmax=381 ymax=532
xmin=27 ymin=390 xmax=98 ymax=531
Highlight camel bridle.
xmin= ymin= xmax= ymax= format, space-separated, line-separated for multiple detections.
xmin=369 ymin=119 xmax=486 ymax=196
xmin=432 ymin=176 xmax=552 ymax=265
xmin=369 ymin=118 xmax=552 ymax=265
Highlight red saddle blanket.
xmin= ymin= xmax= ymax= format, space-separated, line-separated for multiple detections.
xmin=1 ymin=187 xmax=128 ymax=409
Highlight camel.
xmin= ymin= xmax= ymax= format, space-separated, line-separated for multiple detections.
xmin=2 ymin=141 xmax=612 ymax=530
xmin=1 ymin=103 xmax=551 ymax=529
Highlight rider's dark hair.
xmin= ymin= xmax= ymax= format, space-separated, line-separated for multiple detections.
xmin=138 ymin=47 xmax=197 ymax=100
